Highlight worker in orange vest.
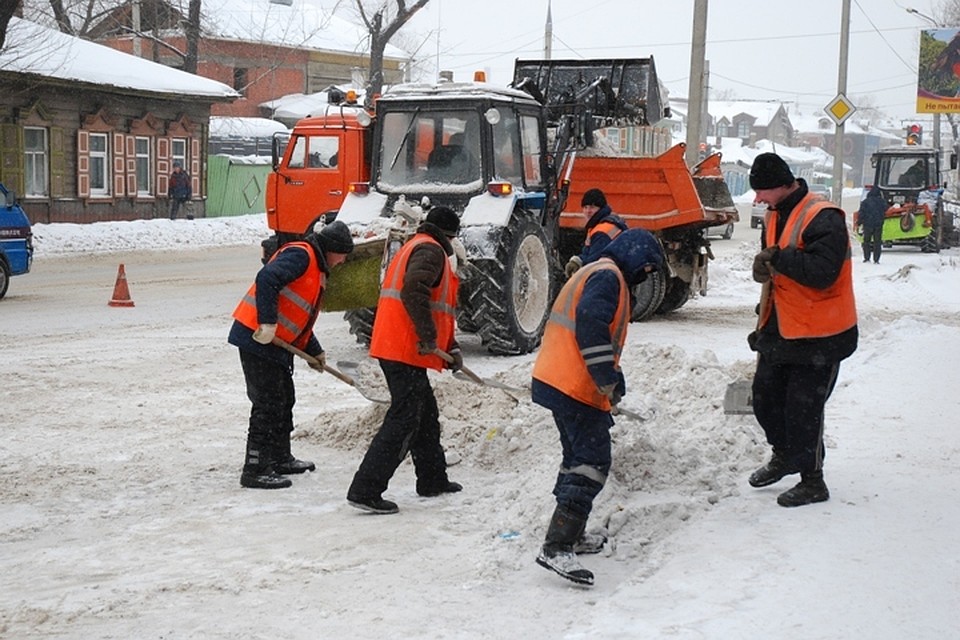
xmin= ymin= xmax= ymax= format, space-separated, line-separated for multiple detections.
xmin=748 ymin=152 xmax=858 ymax=507
xmin=532 ymin=228 xmax=664 ymax=586
xmin=346 ymin=206 xmax=464 ymax=514
xmin=229 ymin=221 xmax=355 ymax=489
xmin=564 ymin=188 xmax=628 ymax=278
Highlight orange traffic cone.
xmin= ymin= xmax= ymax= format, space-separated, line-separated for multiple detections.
xmin=108 ymin=263 xmax=135 ymax=307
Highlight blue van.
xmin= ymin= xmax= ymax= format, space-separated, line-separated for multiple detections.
xmin=0 ymin=183 xmax=33 ymax=299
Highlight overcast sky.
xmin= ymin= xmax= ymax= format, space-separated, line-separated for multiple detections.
xmin=401 ymin=0 xmax=942 ymax=126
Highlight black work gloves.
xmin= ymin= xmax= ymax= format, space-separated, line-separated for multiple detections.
xmin=752 ymin=246 xmax=779 ymax=283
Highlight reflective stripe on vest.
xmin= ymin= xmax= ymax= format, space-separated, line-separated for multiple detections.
xmin=232 ymin=242 xmax=325 ymax=349
xmin=761 ymin=194 xmax=857 ymax=338
xmin=585 ymin=219 xmax=624 ymax=247
xmin=532 ymin=258 xmax=629 ymax=411
xmin=369 ymin=234 xmax=459 ymax=371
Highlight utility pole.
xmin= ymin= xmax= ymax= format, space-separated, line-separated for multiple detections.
xmin=544 ymin=0 xmax=553 ymax=59
xmin=831 ymin=0 xmax=851 ymax=206
xmin=685 ymin=0 xmax=708 ymax=167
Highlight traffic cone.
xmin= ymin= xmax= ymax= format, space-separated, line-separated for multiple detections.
xmin=108 ymin=263 xmax=135 ymax=307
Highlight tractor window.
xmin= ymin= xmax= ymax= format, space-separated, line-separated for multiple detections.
xmin=286 ymin=136 xmax=340 ymax=169
xmin=520 ymin=114 xmax=543 ymax=187
xmin=879 ymin=156 xmax=931 ymax=189
xmin=492 ymin=108 xmax=522 ymax=185
xmin=379 ymin=110 xmax=481 ymax=190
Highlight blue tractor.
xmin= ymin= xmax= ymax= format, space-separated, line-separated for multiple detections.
xmin=0 ymin=182 xmax=33 ymax=299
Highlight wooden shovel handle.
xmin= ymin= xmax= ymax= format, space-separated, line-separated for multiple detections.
xmin=432 ymin=348 xmax=485 ymax=385
xmin=270 ymin=337 xmax=355 ymax=385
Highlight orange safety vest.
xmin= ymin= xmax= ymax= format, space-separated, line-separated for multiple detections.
xmin=233 ymin=241 xmax=325 ymax=350
xmin=532 ymin=258 xmax=630 ymax=411
xmin=585 ymin=219 xmax=623 ymax=248
xmin=761 ymin=194 xmax=857 ymax=338
xmin=369 ymin=234 xmax=459 ymax=371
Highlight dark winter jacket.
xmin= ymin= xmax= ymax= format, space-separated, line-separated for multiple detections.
xmin=228 ymin=242 xmax=329 ymax=366
xmin=169 ymin=169 xmax=192 ymax=201
xmin=580 ymin=205 xmax=629 ymax=264
xmin=752 ymin=179 xmax=858 ymax=365
xmin=858 ymin=186 xmax=887 ymax=229
xmin=532 ymin=228 xmax=663 ymax=416
xmin=398 ymin=222 xmax=459 ymax=351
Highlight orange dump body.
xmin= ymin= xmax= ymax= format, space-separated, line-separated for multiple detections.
xmin=560 ymin=144 xmax=736 ymax=233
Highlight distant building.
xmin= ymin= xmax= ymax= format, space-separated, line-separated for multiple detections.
xmin=89 ymin=0 xmax=409 ymax=119
xmin=0 ymin=18 xmax=237 ymax=223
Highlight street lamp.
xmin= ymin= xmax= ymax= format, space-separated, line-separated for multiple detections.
xmin=906 ymin=7 xmax=938 ymax=27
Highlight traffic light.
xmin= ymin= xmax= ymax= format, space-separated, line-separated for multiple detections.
xmin=907 ymin=123 xmax=923 ymax=145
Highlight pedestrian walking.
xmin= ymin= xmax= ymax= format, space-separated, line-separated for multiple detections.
xmin=856 ymin=185 xmax=887 ymax=264
xmin=168 ymin=160 xmax=193 ymax=220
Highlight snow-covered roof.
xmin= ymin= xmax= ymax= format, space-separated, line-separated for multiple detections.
xmin=209 ymin=117 xmax=289 ymax=138
xmin=710 ymin=100 xmax=785 ymax=126
xmin=261 ymin=86 xmax=367 ymax=120
xmin=200 ymin=0 xmax=407 ymax=60
xmin=0 ymin=18 xmax=238 ymax=100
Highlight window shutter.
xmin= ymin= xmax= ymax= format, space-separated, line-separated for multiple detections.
xmin=50 ymin=126 xmax=65 ymax=198
xmin=157 ymin=136 xmax=170 ymax=196
xmin=190 ymin=137 xmax=200 ymax=198
xmin=113 ymin=132 xmax=125 ymax=197
xmin=77 ymin=130 xmax=90 ymax=199
xmin=0 ymin=123 xmax=25 ymax=195
xmin=126 ymin=135 xmax=137 ymax=196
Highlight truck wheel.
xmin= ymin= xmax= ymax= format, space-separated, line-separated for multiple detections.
xmin=0 ymin=260 xmax=9 ymax=299
xmin=344 ymin=307 xmax=376 ymax=346
xmin=467 ymin=212 xmax=555 ymax=355
xmin=631 ymin=266 xmax=667 ymax=321
xmin=657 ymin=277 xmax=691 ymax=314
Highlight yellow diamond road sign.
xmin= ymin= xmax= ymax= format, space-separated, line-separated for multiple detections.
xmin=825 ymin=93 xmax=856 ymax=126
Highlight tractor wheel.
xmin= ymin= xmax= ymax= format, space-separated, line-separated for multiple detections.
xmin=630 ymin=266 xmax=667 ymax=321
xmin=657 ymin=277 xmax=691 ymax=314
xmin=344 ymin=307 xmax=376 ymax=346
xmin=463 ymin=212 xmax=556 ymax=355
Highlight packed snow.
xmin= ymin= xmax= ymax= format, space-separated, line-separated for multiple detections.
xmin=1 ymin=205 xmax=958 ymax=639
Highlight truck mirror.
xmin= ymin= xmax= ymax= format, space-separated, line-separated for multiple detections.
xmin=951 ymin=153 xmax=957 ymax=170
xmin=272 ymin=135 xmax=282 ymax=171
xmin=4 ymin=189 xmax=15 ymax=207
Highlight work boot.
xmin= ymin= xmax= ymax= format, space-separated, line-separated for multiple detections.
xmin=417 ymin=480 xmax=463 ymax=497
xmin=777 ymin=472 xmax=830 ymax=507
xmin=535 ymin=506 xmax=594 ymax=586
xmin=347 ymin=494 xmax=399 ymax=514
xmin=274 ymin=431 xmax=316 ymax=475
xmin=748 ymin=451 xmax=800 ymax=488
xmin=572 ymin=531 xmax=607 ymax=555
xmin=240 ymin=441 xmax=292 ymax=489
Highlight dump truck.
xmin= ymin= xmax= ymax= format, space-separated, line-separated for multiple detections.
xmin=322 ymin=57 xmax=736 ymax=354
xmin=857 ymin=145 xmax=959 ymax=252
xmin=0 ymin=182 xmax=33 ymax=299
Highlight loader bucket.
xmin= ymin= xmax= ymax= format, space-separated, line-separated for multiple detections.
xmin=322 ymin=236 xmax=384 ymax=312
xmin=513 ymin=57 xmax=667 ymax=126
xmin=692 ymin=152 xmax=737 ymax=214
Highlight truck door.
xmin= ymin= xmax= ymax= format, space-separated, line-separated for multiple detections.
xmin=275 ymin=133 xmax=345 ymax=234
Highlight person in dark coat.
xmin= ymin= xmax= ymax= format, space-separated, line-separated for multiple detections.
xmin=856 ymin=186 xmax=887 ymax=264
xmin=229 ymin=221 xmax=355 ymax=489
xmin=531 ymin=228 xmax=664 ymax=586
xmin=168 ymin=160 xmax=193 ymax=220
xmin=564 ymin=188 xmax=629 ymax=278
xmin=346 ymin=206 xmax=464 ymax=515
xmin=747 ymin=152 xmax=858 ymax=507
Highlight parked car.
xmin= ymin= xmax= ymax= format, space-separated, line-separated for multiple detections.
xmin=809 ymin=183 xmax=832 ymax=200
xmin=705 ymin=220 xmax=735 ymax=240
xmin=0 ymin=183 xmax=33 ymax=299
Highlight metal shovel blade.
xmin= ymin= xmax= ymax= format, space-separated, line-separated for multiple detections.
xmin=724 ymin=379 xmax=754 ymax=415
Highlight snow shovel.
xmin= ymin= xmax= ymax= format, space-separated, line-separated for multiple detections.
xmin=270 ymin=337 xmax=390 ymax=404
xmin=724 ymin=280 xmax=770 ymax=415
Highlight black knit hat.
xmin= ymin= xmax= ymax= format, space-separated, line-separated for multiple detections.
xmin=316 ymin=220 xmax=354 ymax=254
xmin=426 ymin=206 xmax=460 ymax=237
xmin=749 ymin=153 xmax=795 ymax=190
xmin=581 ymin=188 xmax=607 ymax=208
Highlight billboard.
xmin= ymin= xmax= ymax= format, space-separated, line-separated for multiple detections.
xmin=917 ymin=27 xmax=960 ymax=113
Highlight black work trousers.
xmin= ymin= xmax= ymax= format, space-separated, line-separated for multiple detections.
xmin=862 ymin=225 xmax=883 ymax=263
xmin=752 ymin=355 xmax=840 ymax=475
xmin=239 ymin=349 xmax=295 ymax=469
xmin=348 ymin=359 xmax=448 ymax=499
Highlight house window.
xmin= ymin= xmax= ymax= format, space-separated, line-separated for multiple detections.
xmin=717 ymin=122 xmax=729 ymax=137
xmin=135 ymin=136 xmax=152 ymax=195
xmin=24 ymin=126 xmax=48 ymax=197
xmin=171 ymin=138 xmax=187 ymax=171
xmin=736 ymin=121 xmax=750 ymax=138
xmin=89 ymin=132 xmax=110 ymax=196
xmin=234 ymin=68 xmax=248 ymax=95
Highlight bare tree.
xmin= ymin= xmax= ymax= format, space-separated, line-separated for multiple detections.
xmin=356 ymin=0 xmax=430 ymax=106
xmin=1 ymin=0 xmax=22 ymax=48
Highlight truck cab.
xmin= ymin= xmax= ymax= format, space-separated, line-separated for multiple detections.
xmin=0 ymin=183 xmax=33 ymax=299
